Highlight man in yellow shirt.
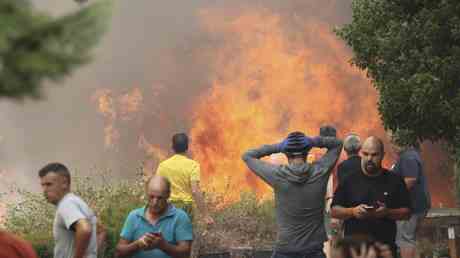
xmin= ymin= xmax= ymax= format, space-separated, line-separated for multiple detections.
xmin=156 ymin=133 xmax=214 ymax=225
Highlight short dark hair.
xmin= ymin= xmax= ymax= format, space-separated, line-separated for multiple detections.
xmin=38 ymin=162 xmax=71 ymax=184
xmin=172 ymin=133 xmax=188 ymax=153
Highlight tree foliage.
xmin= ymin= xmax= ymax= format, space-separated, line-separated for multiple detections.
xmin=0 ymin=0 xmax=112 ymax=100
xmin=336 ymin=0 xmax=460 ymax=152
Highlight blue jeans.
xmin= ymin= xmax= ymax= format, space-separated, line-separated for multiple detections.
xmin=271 ymin=244 xmax=325 ymax=258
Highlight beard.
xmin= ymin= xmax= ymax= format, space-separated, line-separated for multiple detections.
xmin=364 ymin=161 xmax=380 ymax=175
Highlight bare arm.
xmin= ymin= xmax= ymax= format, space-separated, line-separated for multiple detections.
xmin=331 ymin=204 xmax=370 ymax=220
xmin=331 ymin=205 xmax=355 ymax=220
xmin=385 ymin=207 xmax=411 ymax=220
xmin=72 ymin=219 xmax=93 ymax=258
xmin=159 ymin=240 xmax=192 ymax=258
xmin=115 ymin=238 xmax=142 ymax=258
xmin=403 ymin=177 xmax=416 ymax=190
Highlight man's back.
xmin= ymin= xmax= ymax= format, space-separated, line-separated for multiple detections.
xmin=337 ymin=155 xmax=361 ymax=186
xmin=273 ymin=163 xmax=332 ymax=252
xmin=392 ymin=148 xmax=431 ymax=213
xmin=242 ymin=136 xmax=342 ymax=253
xmin=156 ymin=154 xmax=200 ymax=203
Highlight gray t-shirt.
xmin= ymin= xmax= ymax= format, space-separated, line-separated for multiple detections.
xmin=242 ymin=137 xmax=342 ymax=253
xmin=392 ymin=148 xmax=431 ymax=214
xmin=53 ymin=193 xmax=97 ymax=258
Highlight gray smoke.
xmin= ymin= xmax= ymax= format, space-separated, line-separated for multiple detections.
xmin=1 ymin=0 xmax=354 ymax=191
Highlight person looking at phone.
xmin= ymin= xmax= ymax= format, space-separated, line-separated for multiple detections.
xmin=331 ymin=136 xmax=411 ymax=257
xmin=116 ymin=175 xmax=193 ymax=258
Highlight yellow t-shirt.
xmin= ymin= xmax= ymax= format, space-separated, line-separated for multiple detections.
xmin=156 ymin=154 xmax=200 ymax=203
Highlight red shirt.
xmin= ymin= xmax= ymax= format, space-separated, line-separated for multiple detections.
xmin=0 ymin=230 xmax=38 ymax=258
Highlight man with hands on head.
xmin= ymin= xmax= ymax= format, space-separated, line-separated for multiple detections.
xmin=116 ymin=175 xmax=193 ymax=258
xmin=331 ymin=136 xmax=411 ymax=257
xmin=242 ymin=125 xmax=342 ymax=258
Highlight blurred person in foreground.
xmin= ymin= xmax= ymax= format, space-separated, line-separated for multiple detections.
xmin=242 ymin=125 xmax=343 ymax=258
xmin=155 ymin=133 xmax=213 ymax=225
xmin=331 ymin=137 xmax=411 ymax=257
xmin=332 ymin=235 xmax=393 ymax=258
xmin=390 ymin=131 xmax=431 ymax=258
xmin=0 ymin=230 xmax=38 ymax=258
xmin=39 ymin=163 xmax=97 ymax=258
xmin=116 ymin=175 xmax=193 ymax=258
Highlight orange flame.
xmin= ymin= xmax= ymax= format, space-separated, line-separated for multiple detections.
xmin=118 ymin=87 xmax=143 ymax=121
xmin=92 ymin=88 xmax=144 ymax=149
xmin=189 ymin=8 xmax=386 ymax=203
xmin=90 ymin=6 xmax=454 ymax=207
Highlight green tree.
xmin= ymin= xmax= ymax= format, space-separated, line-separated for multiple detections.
xmin=0 ymin=0 xmax=112 ymax=99
xmin=335 ymin=0 xmax=460 ymax=153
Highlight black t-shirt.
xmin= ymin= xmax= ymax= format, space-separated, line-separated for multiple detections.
xmin=331 ymin=168 xmax=411 ymax=245
xmin=337 ymin=155 xmax=361 ymax=186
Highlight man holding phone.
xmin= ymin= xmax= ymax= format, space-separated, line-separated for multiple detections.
xmin=331 ymin=136 xmax=411 ymax=256
xmin=116 ymin=175 xmax=193 ymax=258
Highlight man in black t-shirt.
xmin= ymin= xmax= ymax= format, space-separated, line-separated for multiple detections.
xmin=331 ymin=136 xmax=411 ymax=255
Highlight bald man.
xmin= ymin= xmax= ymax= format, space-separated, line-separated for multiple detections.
xmin=331 ymin=137 xmax=411 ymax=256
xmin=116 ymin=175 xmax=193 ymax=258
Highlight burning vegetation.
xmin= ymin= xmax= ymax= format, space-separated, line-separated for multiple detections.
xmin=90 ymin=3 xmax=455 ymax=206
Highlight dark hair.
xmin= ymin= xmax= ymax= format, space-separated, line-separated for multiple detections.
xmin=172 ymin=133 xmax=188 ymax=153
xmin=38 ymin=162 xmax=71 ymax=185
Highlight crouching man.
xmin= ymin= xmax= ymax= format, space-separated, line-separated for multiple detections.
xmin=116 ymin=175 xmax=193 ymax=258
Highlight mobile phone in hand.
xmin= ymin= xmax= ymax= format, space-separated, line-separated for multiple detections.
xmin=364 ymin=205 xmax=376 ymax=211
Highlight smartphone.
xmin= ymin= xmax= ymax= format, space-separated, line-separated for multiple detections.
xmin=364 ymin=205 xmax=376 ymax=211
xmin=151 ymin=231 xmax=161 ymax=237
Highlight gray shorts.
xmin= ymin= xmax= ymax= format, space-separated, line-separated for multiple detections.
xmin=396 ymin=212 xmax=426 ymax=247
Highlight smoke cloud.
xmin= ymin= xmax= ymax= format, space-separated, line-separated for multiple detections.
xmin=0 ymin=0 xmax=454 ymax=207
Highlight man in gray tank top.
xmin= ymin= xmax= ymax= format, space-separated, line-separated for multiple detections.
xmin=39 ymin=163 xmax=97 ymax=258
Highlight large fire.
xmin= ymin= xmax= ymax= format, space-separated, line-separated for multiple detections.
xmin=189 ymin=9 xmax=387 ymax=202
xmin=92 ymin=5 xmax=455 ymax=207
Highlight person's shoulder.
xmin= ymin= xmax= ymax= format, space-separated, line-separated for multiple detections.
xmin=126 ymin=207 xmax=144 ymax=219
xmin=401 ymin=148 xmax=421 ymax=160
xmin=383 ymin=169 xmax=405 ymax=183
xmin=341 ymin=169 xmax=362 ymax=185
xmin=173 ymin=207 xmax=192 ymax=221
xmin=58 ymin=193 xmax=85 ymax=207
